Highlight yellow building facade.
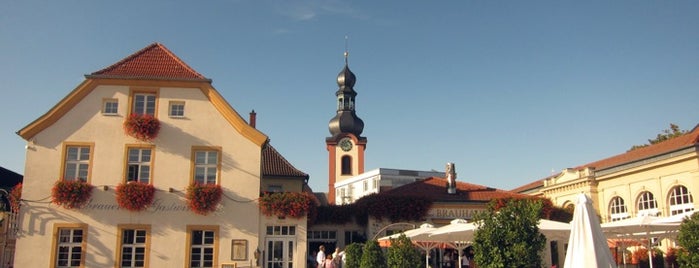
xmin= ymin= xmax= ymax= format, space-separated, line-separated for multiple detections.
xmin=516 ymin=126 xmax=699 ymax=223
xmin=14 ymin=43 xmax=309 ymax=268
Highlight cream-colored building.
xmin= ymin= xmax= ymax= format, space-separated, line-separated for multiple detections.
xmin=514 ymin=125 xmax=699 ymax=223
xmin=15 ymin=43 xmax=309 ymax=268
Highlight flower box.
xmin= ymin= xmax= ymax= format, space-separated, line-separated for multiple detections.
xmin=259 ymin=192 xmax=314 ymax=218
xmin=51 ymin=180 xmax=94 ymax=209
xmin=9 ymin=183 xmax=22 ymax=213
xmin=185 ymin=183 xmax=222 ymax=215
xmin=123 ymin=113 xmax=160 ymax=142
xmin=116 ymin=181 xmax=155 ymax=212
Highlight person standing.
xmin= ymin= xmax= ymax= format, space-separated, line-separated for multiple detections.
xmin=316 ymin=245 xmax=326 ymax=268
xmin=321 ymin=254 xmax=336 ymax=268
xmin=332 ymin=248 xmax=343 ymax=268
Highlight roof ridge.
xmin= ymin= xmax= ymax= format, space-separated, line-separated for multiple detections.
xmin=89 ymin=42 xmax=208 ymax=80
xmin=577 ymin=123 xmax=699 ymax=170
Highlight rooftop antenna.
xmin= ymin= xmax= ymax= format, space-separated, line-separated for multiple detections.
xmin=344 ymin=35 xmax=349 ymax=65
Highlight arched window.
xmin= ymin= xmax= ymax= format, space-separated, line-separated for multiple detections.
xmin=341 ymin=155 xmax=352 ymax=175
xmin=637 ymin=191 xmax=659 ymax=216
xmin=609 ymin=196 xmax=629 ymax=221
xmin=669 ymin=185 xmax=694 ymax=215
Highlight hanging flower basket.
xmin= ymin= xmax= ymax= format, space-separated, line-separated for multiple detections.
xmin=259 ymin=192 xmax=314 ymax=218
xmin=51 ymin=180 xmax=94 ymax=209
xmin=185 ymin=183 xmax=222 ymax=215
xmin=115 ymin=181 xmax=156 ymax=212
xmin=123 ymin=113 xmax=160 ymax=142
xmin=9 ymin=183 xmax=22 ymax=213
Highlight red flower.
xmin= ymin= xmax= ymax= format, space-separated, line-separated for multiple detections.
xmin=51 ymin=180 xmax=94 ymax=209
xmin=259 ymin=192 xmax=314 ymax=218
xmin=123 ymin=113 xmax=160 ymax=142
xmin=9 ymin=183 xmax=22 ymax=213
xmin=185 ymin=183 xmax=222 ymax=215
xmin=115 ymin=182 xmax=156 ymax=212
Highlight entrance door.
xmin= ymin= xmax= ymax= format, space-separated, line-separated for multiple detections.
xmin=266 ymin=238 xmax=294 ymax=268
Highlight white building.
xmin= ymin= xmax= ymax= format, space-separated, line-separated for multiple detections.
xmin=334 ymin=168 xmax=445 ymax=204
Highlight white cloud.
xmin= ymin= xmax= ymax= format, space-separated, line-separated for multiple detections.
xmin=270 ymin=0 xmax=367 ymax=21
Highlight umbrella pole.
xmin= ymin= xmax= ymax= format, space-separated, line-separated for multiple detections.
xmin=425 ymin=250 xmax=429 ymax=268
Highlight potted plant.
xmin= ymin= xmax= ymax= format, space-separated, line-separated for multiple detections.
xmin=51 ymin=180 xmax=94 ymax=209
xmin=259 ymin=192 xmax=314 ymax=218
xmin=9 ymin=183 xmax=22 ymax=213
xmin=123 ymin=113 xmax=160 ymax=142
xmin=115 ymin=181 xmax=155 ymax=212
xmin=185 ymin=183 xmax=222 ymax=215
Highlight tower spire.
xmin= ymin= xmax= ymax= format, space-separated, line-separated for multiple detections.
xmin=344 ymin=35 xmax=349 ymax=65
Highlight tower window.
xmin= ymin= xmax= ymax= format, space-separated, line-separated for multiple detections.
xmin=341 ymin=155 xmax=352 ymax=175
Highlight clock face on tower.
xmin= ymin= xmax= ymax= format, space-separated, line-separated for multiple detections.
xmin=339 ymin=138 xmax=353 ymax=151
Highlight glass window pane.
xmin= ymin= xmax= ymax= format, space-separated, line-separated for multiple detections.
xmin=196 ymin=152 xmax=206 ymax=164
xmin=80 ymin=148 xmax=90 ymax=160
xmin=207 ymin=152 xmax=217 ymax=164
xmin=67 ymin=148 xmax=78 ymax=160
xmin=141 ymin=149 xmax=151 ymax=161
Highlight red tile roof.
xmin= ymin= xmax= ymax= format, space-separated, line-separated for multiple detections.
xmin=89 ymin=43 xmax=209 ymax=81
xmin=386 ymin=177 xmax=529 ymax=202
xmin=511 ymin=124 xmax=699 ymax=192
xmin=261 ymin=145 xmax=309 ymax=179
xmin=577 ymin=124 xmax=699 ymax=171
xmin=510 ymin=178 xmax=545 ymax=193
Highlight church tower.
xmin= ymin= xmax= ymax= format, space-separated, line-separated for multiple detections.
xmin=326 ymin=51 xmax=366 ymax=204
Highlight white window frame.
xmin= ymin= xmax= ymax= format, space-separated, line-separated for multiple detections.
xmin=127 ymin=148 xmax=152 ymax=183
xmin=168 ymin=101 xmax=185 ymax=118
xmin=609 ymin=196 xmax=629 ymax=221
xmin=55 ymin=228 xmax=85 ymax=268
xmin=637 ymin=191 xmax=659 ymax=217
xmin=190 ymin=230 xmax=216 ymax=268
xmin=194 ymin=150 xmax=219 ymax=184
xmin=120 ymin=228 xmax=148 ymax=268
xmin=64 ymin=146 xmax=90 ymax=181
xmin=133 ymin=93 xmax=156 ymax=115
xmin=103 ymin=98 xmax=119 ymax=115
xmin=669 ymin=185 xmax=695 ymax=215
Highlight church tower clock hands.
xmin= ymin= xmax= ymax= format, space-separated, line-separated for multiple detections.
xmin=326 ymin=50 xmax=367 ymax=204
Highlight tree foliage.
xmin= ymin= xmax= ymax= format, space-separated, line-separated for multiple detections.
xmin=629 ymin=123 xmax=687 ymax=151
xmin=344 ymin=243 xmax=364 ymax=268
xmin=473 ymin=198 xmax=547 ymax=268
xmin=386 ymin=233 xmax=422 ymax=268
xmin=360 ymin=240 xmax=387 ymax=268
xmin=677 ymin=212 xmax=699 ymax=267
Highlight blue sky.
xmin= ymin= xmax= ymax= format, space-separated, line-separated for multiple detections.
xmin=2 ymin=1 xmax=698 ymax=192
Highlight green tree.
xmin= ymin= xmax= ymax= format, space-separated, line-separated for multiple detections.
xmin=677 ymin=212 xmax=699 ymax=267
xmin=386 ymin=233 xmax=422 ymax=268
xmin=360 ymin=240 xmax=387 ymax=268
xmin=344 ymin=243 xmax=364 ymax=268
xmin=473 ymin=198 xmax=547 ymax=268
xmin=629 ymin=123 xmax=688 ymax=151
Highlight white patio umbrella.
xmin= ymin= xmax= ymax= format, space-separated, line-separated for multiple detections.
xmin=655 ymin=210 xmax=697 ymax=224
xmin=601 ymin=214 xmax=680 ymax=268
xmin=564 ymin=193 xmax=617 ymax=268
xmin=377 ymin=223 xmax=443 ymax=268
xmin=427 ymin=219 xmax=476 ymax=268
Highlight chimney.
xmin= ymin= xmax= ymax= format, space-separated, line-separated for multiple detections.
xmin=446 ymin=162 xmax=457 ymax=194
xmin=249 ymin=110 xmax=257 ymax=128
